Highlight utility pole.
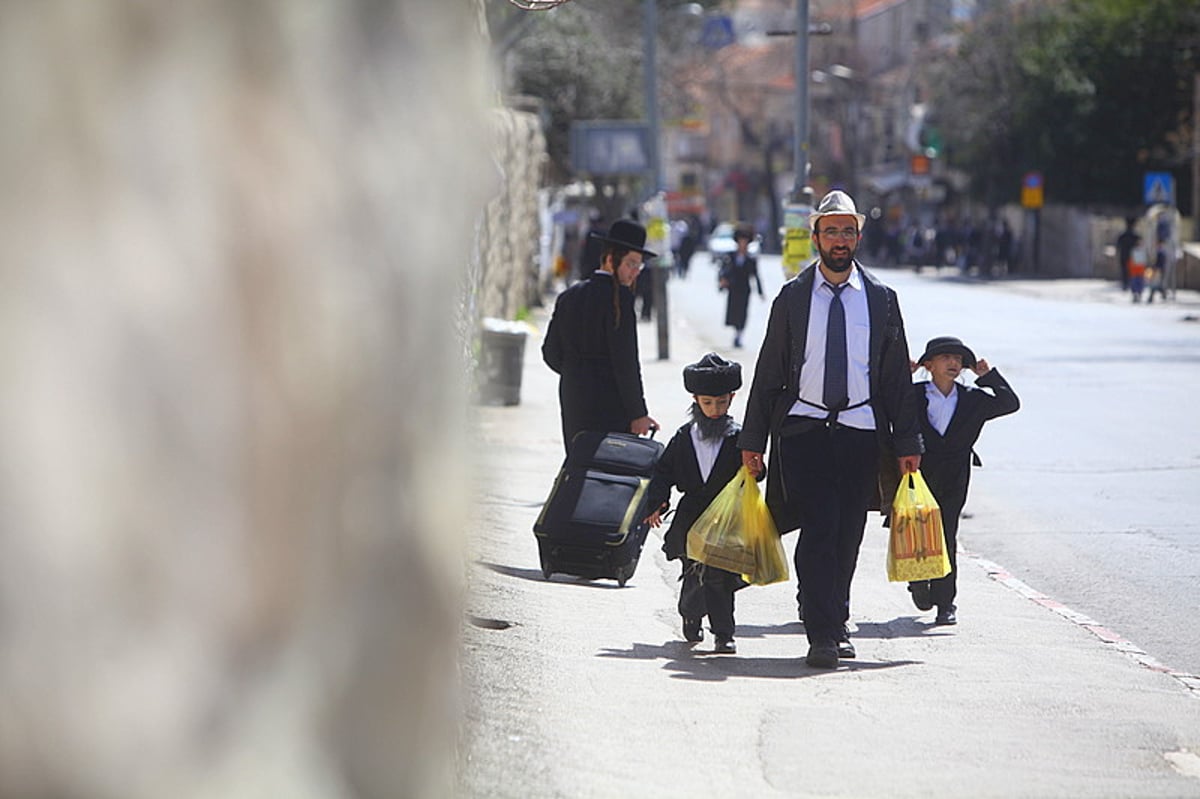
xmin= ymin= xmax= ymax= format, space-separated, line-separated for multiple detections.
xmin=1193 ymin=72 xmax=1199 ymax=239
xmin=643 ymin=0 xmax=670 ymax=360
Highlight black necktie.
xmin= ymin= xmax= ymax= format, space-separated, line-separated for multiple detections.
xmin=823 ymin=282 xmax=849 ymax=411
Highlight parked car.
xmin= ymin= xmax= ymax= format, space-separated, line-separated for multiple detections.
xmin=707 ymin=222 xmax=761 ymax=257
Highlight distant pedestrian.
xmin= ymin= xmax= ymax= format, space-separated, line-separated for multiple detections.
xmin=577 ymin=211 xmax=606 ymax=281
xmin=1115 ymin=217 xmax=1139 ymax=291
xmin=738 ymin=190 xmax=923 ymax=669
xmin=542 ymin=219 xmax=660 ymax=454
xmin=718 ymin=224 xmax=763 ymax=348
xmin=994 ymin=219 xmax=1014 ymax=276
xmin=905 ymin=337 xmax=1020 ymax=625
xmin=1147 ymin=243 xmax=1169 ymax=304
xmin=645 ymin=353 xmax=749 ymax=654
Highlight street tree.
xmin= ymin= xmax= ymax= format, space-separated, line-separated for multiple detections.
xmin=929 ymin=0 xmax=1200 ymax=213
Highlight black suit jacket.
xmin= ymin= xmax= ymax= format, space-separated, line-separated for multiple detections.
xmin=737 ymin=261 xmax=922 ymax=532
xmin=646 ymin=423 xmax=746 ymax=561
xmin=542 ymin=271 xmax=648 ymax=447
xmin=914 ymin=368 xmax=1020 ymax=517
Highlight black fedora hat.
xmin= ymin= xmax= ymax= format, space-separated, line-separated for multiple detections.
xmin=588 ymin=219 xmax=658 ymax=258
xmin=917 ymin=336 xmax=977 ymax=369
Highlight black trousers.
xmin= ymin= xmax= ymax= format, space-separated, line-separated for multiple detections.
xmin=678 ymin=559 xmax=737 ymax=638
xmin=912 ymin=497 xmax=962 ymax=611
xmin=778 ymin=424 xmax=879 ymax=645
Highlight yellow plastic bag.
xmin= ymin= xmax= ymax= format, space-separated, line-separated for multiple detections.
xmin=886 ymin=470 xmax=951 ymax=582
xmin=687 ymin=466 xmax=789 ymax=585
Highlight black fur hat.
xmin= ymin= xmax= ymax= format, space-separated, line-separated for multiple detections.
xmin=683 ymin=352 xmax=742 ymax=396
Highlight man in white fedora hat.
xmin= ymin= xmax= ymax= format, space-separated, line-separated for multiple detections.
xmin=737 ymin=189 xmax=924 ymax=669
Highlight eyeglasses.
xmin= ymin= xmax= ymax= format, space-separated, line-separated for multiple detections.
xmin=817 ymin=228 xmax=859 ymax=240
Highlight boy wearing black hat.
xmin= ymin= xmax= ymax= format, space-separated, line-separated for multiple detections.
xmin=907 ymin=336 xmax=1020 ymax=624
xmin=644 ymin=353 xmax=750 ymax=654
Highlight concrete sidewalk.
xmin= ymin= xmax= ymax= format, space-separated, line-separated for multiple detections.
xmin=459 ymin=280 xmax=1200 ymax=799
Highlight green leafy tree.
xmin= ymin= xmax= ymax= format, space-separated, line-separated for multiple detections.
xmin=930 ymin=0 xmax=1199 ymax=212
xmin=494 ymin=1 xmax=719 ymax=192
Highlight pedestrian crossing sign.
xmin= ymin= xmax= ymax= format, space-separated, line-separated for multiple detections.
xmin=1143 ymin=172 xmax=1174 ymax=206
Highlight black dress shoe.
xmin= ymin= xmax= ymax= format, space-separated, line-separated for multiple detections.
xmin=836 ymin=629 xmax=856 ymax=659
xmin=805 ymin=642 xmax=838 ymax=669
xmin=683 ymin=617 xmax=704 ymax=642
xmin=909 ymin=581 xmax=934 ymax=611
xmin=714 ymin=636 xmax=737 ymax=654
xmin=934 ymin=608 xmax=957 ymax=626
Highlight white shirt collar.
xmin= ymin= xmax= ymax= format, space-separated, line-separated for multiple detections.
xmin=817 ymin=264 xmax=863 ymax=293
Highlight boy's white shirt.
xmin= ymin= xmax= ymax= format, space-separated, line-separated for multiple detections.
xmin=690 ymin=424 xmax=723 ymax=483
xmin=924 ymin=381 xmax=959 ymax=435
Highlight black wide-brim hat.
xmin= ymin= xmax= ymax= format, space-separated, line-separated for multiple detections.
xmin=587 ymin=219 xmax=658 ymax=258
xmin=917 ymin=336 xmax=977 ymax=369
xmin=684 ymin=352 xmax=742 ymax=395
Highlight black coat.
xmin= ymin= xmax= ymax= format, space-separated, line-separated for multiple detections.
xmin=914 ymin=369 xmax=1020 ymax=519
xmin=542 ymin=271 xmax=648 ymax=449
xmin=737 ymin=261 xmax=923 ymax=533
xmin=719 ymin=253 xmax=763 ymax=330
xmin=646 ymin=422 xmax=746 ymax=560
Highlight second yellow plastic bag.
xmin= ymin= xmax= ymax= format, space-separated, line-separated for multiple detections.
xmin=686 ymin=466 xmax=789 ymax=586
xmin=886 ymin=470 xmax=951 ymax=582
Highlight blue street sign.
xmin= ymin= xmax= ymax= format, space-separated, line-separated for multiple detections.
xmin=700 ymin=16 xmax=735 ymax=49
xmin=1144 ymin=172 xmax=1174 ymax=205
xmin=570 ymin=122 xmax=652 ymax=175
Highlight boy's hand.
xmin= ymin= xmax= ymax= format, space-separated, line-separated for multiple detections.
xmin=909 ymin=358 xmax=919 ymax=374
xmin=972 ymin=358 xmax=991 ymax=376
xmin=898 ymin=454 xmax=921 ymax=474
xmin=644 ymin=502 xmax=668 ymax=529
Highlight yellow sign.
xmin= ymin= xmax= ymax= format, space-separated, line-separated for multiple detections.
xmin=781 ymin=201 xmax=812 ymax=278
xmin=647 ymin=218 xmax=668 ymax=242
xmin=1021 ymin=185 xmax=1043 ymax=209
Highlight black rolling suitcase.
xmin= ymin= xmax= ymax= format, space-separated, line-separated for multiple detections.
xmin=533 ymin=431 xmax=664 ymax=586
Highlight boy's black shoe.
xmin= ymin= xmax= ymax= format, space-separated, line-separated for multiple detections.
xmin=714 ymin=636 xmax=737 ymax=654
xmin=805 ymin=642 xmax=838 ymax=669
xmin=909 ymin=582 xmax=934 ymax=611
xmin=682 ymin=617 xmax=704 ymax=642
xmin=934 ymin=608 xmax=957 ymax=626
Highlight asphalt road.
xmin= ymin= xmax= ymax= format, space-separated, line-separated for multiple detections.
xmin=672 ymin=252 xmax=1200 ymax=676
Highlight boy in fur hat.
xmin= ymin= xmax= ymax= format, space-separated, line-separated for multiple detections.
xmin=645 ymin=353 xmax=753 ymax=654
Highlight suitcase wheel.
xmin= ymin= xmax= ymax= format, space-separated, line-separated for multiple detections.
xmin=615 ymin=562 xmax=633 ymax=587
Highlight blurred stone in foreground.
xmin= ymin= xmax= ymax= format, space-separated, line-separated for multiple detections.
xmin=0 ymin=2 xmax=491 ymax=797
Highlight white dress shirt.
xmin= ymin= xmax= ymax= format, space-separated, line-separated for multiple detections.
xmin=924 ymin=381 xmax=959 ymax=435
xmin=690 ymin=424 xmax=723 ymax=482
xmin=789 ymin=265 xmax=875 ymax=430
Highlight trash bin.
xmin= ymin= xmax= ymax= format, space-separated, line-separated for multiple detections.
xmin=478 ymin=317 xmax=529 ymax=406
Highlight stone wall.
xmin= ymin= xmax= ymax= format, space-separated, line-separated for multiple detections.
xmin=0 ymin=2 xmax=492 ymax=797
xmin=472 ymin=109 xmax=547 ymax=324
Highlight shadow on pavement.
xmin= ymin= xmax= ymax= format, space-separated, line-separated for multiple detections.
xmin=597 ymin=641 xmax=922 ymax=681
xmin=476 ymin=560 xmax=626 ymax=590
xmin=854 ymin=617 xmax=957 ymax=639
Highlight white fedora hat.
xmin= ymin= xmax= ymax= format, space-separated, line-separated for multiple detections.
xmin=810 ymin=190 xmax=867 ymax=230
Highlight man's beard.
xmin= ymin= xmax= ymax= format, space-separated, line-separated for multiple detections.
xmin=818 ymin=241 xmax=856 ymax=273
xmin=690 ymin=403 xmax=737 ymax=441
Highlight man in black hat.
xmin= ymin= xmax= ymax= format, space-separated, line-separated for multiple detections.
xmin=543 ymin=219 xmax=660 ymax=453
xmin=737 ymin=190 xmax=924 ymax=669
